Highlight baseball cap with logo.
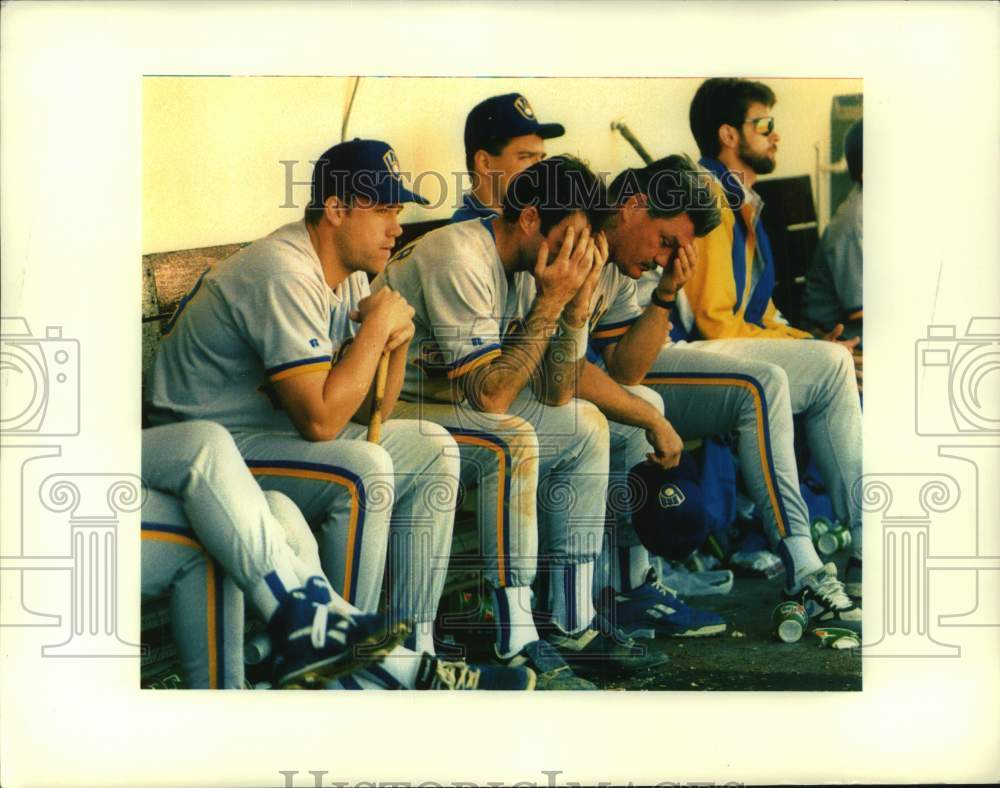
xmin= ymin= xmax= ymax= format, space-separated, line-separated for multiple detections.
xmin=464 ymin=93 xmax=566 ymax=155
xmin=627 ymin=454 xmax=710 ymax=562
xmin=309 ymin=138 xmax=429 ymax=209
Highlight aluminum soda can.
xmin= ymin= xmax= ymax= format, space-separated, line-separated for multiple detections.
xmin=817 ymin=524 xmax=852 ymax=555
xmin=810 ymin=516 xmax=833 ymax=542
xmin=772 ymin=601 xmax=809 ymax=643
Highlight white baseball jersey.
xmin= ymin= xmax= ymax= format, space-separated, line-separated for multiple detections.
xmin=373 ymin=218 xmax=534 ymax=402
xmin=510 ymin=256 xmax=645 ymax=367
xmin=149 ymin=220 xmax=367 ymax=431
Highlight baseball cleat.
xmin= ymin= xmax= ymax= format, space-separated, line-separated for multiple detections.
xmin=494 ymin=639 xmax=597 ymax=691
xmin=598 ymin=570 xmax=728 ymax=639
xmin=784 ymin=565 xmax=862 ymax=629
xmin=546 ymin=616 xmax=669 ymax=676
xmin=272 ymin=590 xmax=409 ymax=689
xmin=415 ymin=653 xmax=535 ymax=691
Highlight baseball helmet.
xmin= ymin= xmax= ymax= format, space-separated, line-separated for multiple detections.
xmin=627 ymin=454 xmax=710 ymax=561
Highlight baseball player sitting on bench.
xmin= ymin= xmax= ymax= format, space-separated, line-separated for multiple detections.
xmin=451 ymin=94 xmax=727 ymax=639
xmin=142 ymin=420 xmax=409 ymax=689
xmin=645 ymin=77 xmax=863 ymax=602
xmin=376 ymin=154 xmax=668 ymax=689
xmin=148 ymin=139 xmax=533 ymax=691
xmin=593 ymin=155 xmax=861 ymax=627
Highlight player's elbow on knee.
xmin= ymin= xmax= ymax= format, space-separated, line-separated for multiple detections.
xmin=296 ymin=417 xmax=346 ymax=443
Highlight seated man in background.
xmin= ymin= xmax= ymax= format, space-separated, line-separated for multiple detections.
xmin=804 ymin=119 xmax=863 ymax=354
xmin=592 ymin=155 xmax=860 ymax=626
xmin=655 ymin=78 xmax=864 ymax=601
xmin=451 ymin=92 xmax=565 ymax=223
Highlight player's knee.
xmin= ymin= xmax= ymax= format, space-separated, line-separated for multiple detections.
xmin=352 ymin=442 xmax=395 ymax=481
xmin=816 ymin=340 xmax=855 ymax=383
xmin=576 ymin=398 xmax=610 ymax=446
xmin=494 ymin=413 xmax=540 ymax=462
xmin=754 ymin=360 xmax=790 ymax=402
xmin=262 ymin=489 xmax=311 ymax=538
xmin=187 ymin=419 xmax=238 ymax=458
xmin=416 ymin=420 xmax=460 ymax=466
xmin=623 ymin=383 xmax=665 ymax=415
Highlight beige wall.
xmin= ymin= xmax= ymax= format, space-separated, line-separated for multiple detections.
xmin=143 ymin=76 xmax=861 ymax=254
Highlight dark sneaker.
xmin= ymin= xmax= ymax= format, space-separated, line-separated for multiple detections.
xmin=785 ymin=566 xmax=862 ymax=629
xmin=300 ymin=576 xmax=411 ymax=658
xmin=546 ymin=616 xmax=669 ymax=676
xmin=845 ymin=556 xmax=862 ymax=600
xmin=598 ymin=570 xmax=727 ymax=639
xmin=415 ymin=653 xmax=535 ymax=691
xmin=272 ymin=588 xmax=409 ymax=689
xmin=495 ymin=639 xmax=597 ymax=691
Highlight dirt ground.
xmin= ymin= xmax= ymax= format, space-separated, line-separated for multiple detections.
xmin=444 ymin=571 xmax=862 ymax=692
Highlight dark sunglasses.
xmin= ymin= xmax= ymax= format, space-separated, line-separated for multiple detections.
xmin=744 ymin=116 xmax=775 ymax=135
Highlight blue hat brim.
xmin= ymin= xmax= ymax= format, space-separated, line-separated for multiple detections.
xmin=372 ymin=179 xmax=430 ymax=207
xmin=534 ymin=122 xmax=565 ymax=140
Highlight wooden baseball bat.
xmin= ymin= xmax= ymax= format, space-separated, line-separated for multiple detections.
xmin=366 ymin=350 xmax=390 ymax=443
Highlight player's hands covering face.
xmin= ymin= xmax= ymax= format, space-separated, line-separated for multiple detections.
xmin=533 ymin=225 xmax=598 ymax=312
xmin=563 ymin=230 xmax=609 ymax=328
xmin=657 ymin=242 xmax=697 ymax=297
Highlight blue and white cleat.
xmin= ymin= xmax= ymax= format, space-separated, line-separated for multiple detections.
xmin=271 ymin=587 xmax=409 ymax=689
xmin=599 ymin=570 xmax=728 ymax=639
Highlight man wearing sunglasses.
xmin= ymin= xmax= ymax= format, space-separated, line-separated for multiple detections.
xmin=643 ymin=78 xmax=864 ymax=608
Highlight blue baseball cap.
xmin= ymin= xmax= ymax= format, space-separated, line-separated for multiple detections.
xmin=310 ymin=138 xmax=429 ymax=209
xmin=628 ymin=456 xmax=710 ymax=562
xmin=464 ymin=93 xmax=565 ymax=155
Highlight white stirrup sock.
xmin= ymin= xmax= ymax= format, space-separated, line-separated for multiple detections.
xmin=550 ymin=561 xmax=596 ymax=635
xmin=492 ymin=585 xmax=539 ymax=659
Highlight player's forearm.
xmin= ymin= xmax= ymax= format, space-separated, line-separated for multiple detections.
xmin=537 ymin=316 xmax=587 ymax=405
xmin=606 ymin=304 xmax=673 ymax=385
xmin=316 ymin=322 xmax=389 ymax=435
xmin=579 ymin=361 xmax=661 ymax=431
xmin=467 ymin=296 xmax=563 ymax=414
xmin=349 ymin=340 xmax=407 ymax=426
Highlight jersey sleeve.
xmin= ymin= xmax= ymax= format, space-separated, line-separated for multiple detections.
xmin=418 ymin=239 xmax=502 ymax=379
xmin=829 ymin=228 xmax=863 ymax=320
xmin=231 ymin=271 xmax=334 ymax=382
xmin=590 ymin=269 xmax=642 ymax=352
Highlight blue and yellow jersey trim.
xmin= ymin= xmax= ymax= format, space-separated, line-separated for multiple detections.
xmin=590 ymin=318 xmax=638 ymax=350
xmin=414 ymin=343 xmax=502 ymax=380
xmin=266 ymin=355 xmax=333 ymax=382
